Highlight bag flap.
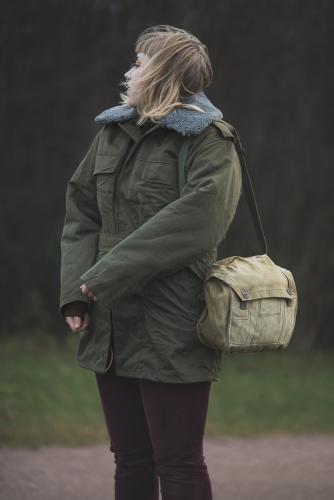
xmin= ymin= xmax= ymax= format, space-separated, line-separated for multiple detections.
xmin=93 ymin=154 xmax=120 ymax=174
xmin=206 ymin=254 xmax=297 ymax=301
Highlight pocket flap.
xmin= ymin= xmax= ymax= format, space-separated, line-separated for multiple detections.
xmin=93 ymin=155 xmax=120 ymax=174
xmin=206 ymin=254 xmax=297 ymax=301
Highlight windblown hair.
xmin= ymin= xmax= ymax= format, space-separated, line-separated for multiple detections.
xmin=119 ymin=25 xmax=213 ymax=125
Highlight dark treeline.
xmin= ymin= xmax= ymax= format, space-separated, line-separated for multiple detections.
xmin=1 ymin=0 xmax=333 ymax=349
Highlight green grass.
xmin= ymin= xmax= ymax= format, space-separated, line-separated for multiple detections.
xmin=0 ymin=333 xmax=333 ymax=447
xmin=206 ymin=349 xmax=334 ymax=438
xmin=0 ymin=333 xmax=107 ymax=448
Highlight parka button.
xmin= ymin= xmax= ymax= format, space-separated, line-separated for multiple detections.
xmin=242 ymin=290 xmax=249 ymax=299
xmin=287 ymin=288 xmax=292 ymax=295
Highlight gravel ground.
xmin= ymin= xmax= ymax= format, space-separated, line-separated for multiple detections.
xmin=1 ymin=434 xmax=333 ymax=500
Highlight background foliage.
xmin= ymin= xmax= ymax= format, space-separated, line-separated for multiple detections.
xmin=1 ymin=0 xmax=333 ymax=349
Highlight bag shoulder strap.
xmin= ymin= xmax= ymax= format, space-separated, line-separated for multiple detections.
xmin=177 ymin=124 xmax=268 ymax=255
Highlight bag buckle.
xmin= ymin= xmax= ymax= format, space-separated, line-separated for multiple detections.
xmin=240 ymin=290 xmax=249 ymax=308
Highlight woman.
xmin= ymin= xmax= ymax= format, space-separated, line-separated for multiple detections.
xmin=59 ymin=25 xmax=242 ymax=500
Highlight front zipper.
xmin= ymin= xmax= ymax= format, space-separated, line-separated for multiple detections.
xmin=112 ymin=123 xmax=161 ymax=232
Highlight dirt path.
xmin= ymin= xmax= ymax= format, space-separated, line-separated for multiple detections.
xmin=1 ymin=434 xmax=333 ymax=499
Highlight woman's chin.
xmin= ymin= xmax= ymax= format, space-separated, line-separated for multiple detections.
xmin=126 ymin=92 xmax=139 ymax=108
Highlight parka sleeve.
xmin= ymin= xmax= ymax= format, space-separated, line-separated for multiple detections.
xmin=79 ymin=135 xmax=243 ymax=308
xmin=59 ymin=129 xmax=102 ymax=316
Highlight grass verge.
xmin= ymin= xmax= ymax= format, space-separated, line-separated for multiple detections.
xmin=0 ymin=333 xmax=333 ymax=447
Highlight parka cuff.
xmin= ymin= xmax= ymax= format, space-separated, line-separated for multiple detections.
xmin=78 ymin=273 xmax=138 ymax=309
xmin=61 ymin=301 xmax=88 ymax=319
xmin=59 ymin=293 xmax=91 ymax=317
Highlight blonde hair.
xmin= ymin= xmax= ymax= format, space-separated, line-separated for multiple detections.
xmin=119 ymin=25 xmax=213 ymax=125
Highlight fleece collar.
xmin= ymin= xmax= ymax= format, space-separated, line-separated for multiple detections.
xmin=94 ymin=90 xmax=223 ymax=136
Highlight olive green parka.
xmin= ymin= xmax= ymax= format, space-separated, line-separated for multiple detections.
xmin=59 ymin=91 xmax=243 ymax=383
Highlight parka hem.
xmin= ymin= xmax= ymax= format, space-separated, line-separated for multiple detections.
xmin=92 ymin=365 xmax=221 ymax=384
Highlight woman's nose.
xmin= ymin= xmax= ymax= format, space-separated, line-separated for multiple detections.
xmin=124 ymin=68 xmax=132 ymax=79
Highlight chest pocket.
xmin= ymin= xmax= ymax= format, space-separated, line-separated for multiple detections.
xmin=137 ymin=158 xmax=178 ymax=187
xmin=94 ymin=155 xmax=120 ymax=188
xmin=93 ymin=155 xmax=121 ymax=212
xmin=135 ymin=159 xmax=179 ymax=220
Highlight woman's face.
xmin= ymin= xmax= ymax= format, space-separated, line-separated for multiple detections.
xmin=124 ymin=52 xmax=151 ymax=107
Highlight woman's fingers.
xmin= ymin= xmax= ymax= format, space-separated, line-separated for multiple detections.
xmin=65 ymin=313 xmax=91 ymax=333
xmin=65 ymin=315 xmax=82 ymax=332
xmin=80 ymin=284 xmax=97 ymax=301
xmin=81 ymin=312 xmax=90 ymax=330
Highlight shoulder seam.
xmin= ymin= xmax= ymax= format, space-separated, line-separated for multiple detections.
xmin=211 ymin=119 xmax=236 ymax=139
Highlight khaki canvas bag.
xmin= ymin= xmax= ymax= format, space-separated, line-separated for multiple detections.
xmin=177 ymin=123 xmax=298 ymax=353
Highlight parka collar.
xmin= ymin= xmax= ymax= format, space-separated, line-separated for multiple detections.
xmin=94 ymin=90 xmax=223 ymax=136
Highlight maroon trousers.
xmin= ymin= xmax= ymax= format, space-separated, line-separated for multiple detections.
xmin=95 ymin=369 xmax=213 ymax=500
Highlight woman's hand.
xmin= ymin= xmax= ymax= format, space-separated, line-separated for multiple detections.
xmin=80 ymin=283 xmax=97 ymax=301
xmin=66 ymin=312 xmax=91 ymax=333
